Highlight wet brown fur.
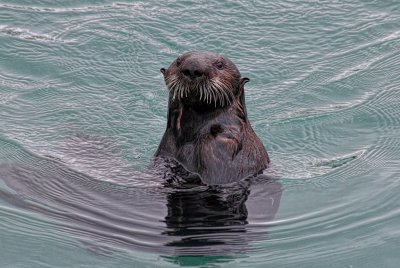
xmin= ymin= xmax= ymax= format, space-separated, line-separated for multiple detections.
xmin=155 ymin=51 xmax=269 ymax=185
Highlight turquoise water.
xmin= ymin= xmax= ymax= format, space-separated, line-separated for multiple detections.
xmin=1 ymin=0 xmax=400 ymax=267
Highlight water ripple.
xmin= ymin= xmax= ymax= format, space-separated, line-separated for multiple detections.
xmin=0 ymin=139 xmax=283 ymax=257
xmin=1 ymin=0 xmax=400 ymax=266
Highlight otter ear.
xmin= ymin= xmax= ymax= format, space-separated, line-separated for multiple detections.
xmin=236 ymin=77 xmax=249 ymax=97
xmin=160 ymin=68 xmax=166 ymax=76
xmin=240 ymin=77 xmax=250 ymax=87
xmin=235 ymin=77 xmax=249 ymax=117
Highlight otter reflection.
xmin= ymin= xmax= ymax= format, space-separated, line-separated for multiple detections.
xmin=152 ymin=157 xmax=282 ymax=254
xmin=162 ymin=177 xmax=281 ymax=254
xmin=164 ymin=185 xmax=249 ymax=246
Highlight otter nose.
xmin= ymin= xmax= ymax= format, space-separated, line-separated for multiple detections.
xmin=181 ymin=63 xmax=204 ymax=79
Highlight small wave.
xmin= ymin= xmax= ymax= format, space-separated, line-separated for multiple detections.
xmin=0 ymin=25 xmax=76 ymax=43
xmin=0 ymin=2 xmax=159 ymax=14
xmin=315 ymin=154 xmax=358 ymax=168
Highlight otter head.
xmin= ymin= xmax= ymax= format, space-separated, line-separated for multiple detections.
xmin=160 ymin=51 xmax=249 ymax=109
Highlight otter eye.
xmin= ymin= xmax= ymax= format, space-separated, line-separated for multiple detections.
xmin=215 ymin=61 xmax=224 ymax=69
xmin=176 ymin=58 xmax=182 ymax=66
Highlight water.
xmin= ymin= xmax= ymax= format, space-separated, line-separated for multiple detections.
xmin=1 ymin=0 xmax=400 ymax=267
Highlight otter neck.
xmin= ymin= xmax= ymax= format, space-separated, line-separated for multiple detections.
xmin=166 ymin=101 xmax=224 ymax=141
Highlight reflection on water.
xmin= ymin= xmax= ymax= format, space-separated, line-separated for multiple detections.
xmin=0 ymin=148 xmax=282 ymax=259
xmin=162 ymin=178 xmax=281 ymax=267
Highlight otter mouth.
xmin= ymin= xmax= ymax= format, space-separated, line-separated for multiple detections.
xmin=165 ymin=74 xmax=234 ymax=107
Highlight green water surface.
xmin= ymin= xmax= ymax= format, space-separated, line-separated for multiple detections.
xmin=1 ymin=0 xmax=400 ymax=267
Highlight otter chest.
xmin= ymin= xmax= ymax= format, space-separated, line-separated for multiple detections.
xmin=174 ymin=110 xmax=243 ymax=172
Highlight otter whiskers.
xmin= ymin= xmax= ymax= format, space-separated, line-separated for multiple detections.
xmin=165 ymin=75 xmax=234 ymax=107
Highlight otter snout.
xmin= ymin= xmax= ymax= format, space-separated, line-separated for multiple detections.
xmin=180 ymin=60 xmax=207 ymax=80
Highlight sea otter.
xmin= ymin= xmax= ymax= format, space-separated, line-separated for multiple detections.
xmin=155 ymin=51 xmax=269 ymax=184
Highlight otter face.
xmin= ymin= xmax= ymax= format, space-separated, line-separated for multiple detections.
xmin=161 ymin=51 xmax=247 ymax=107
